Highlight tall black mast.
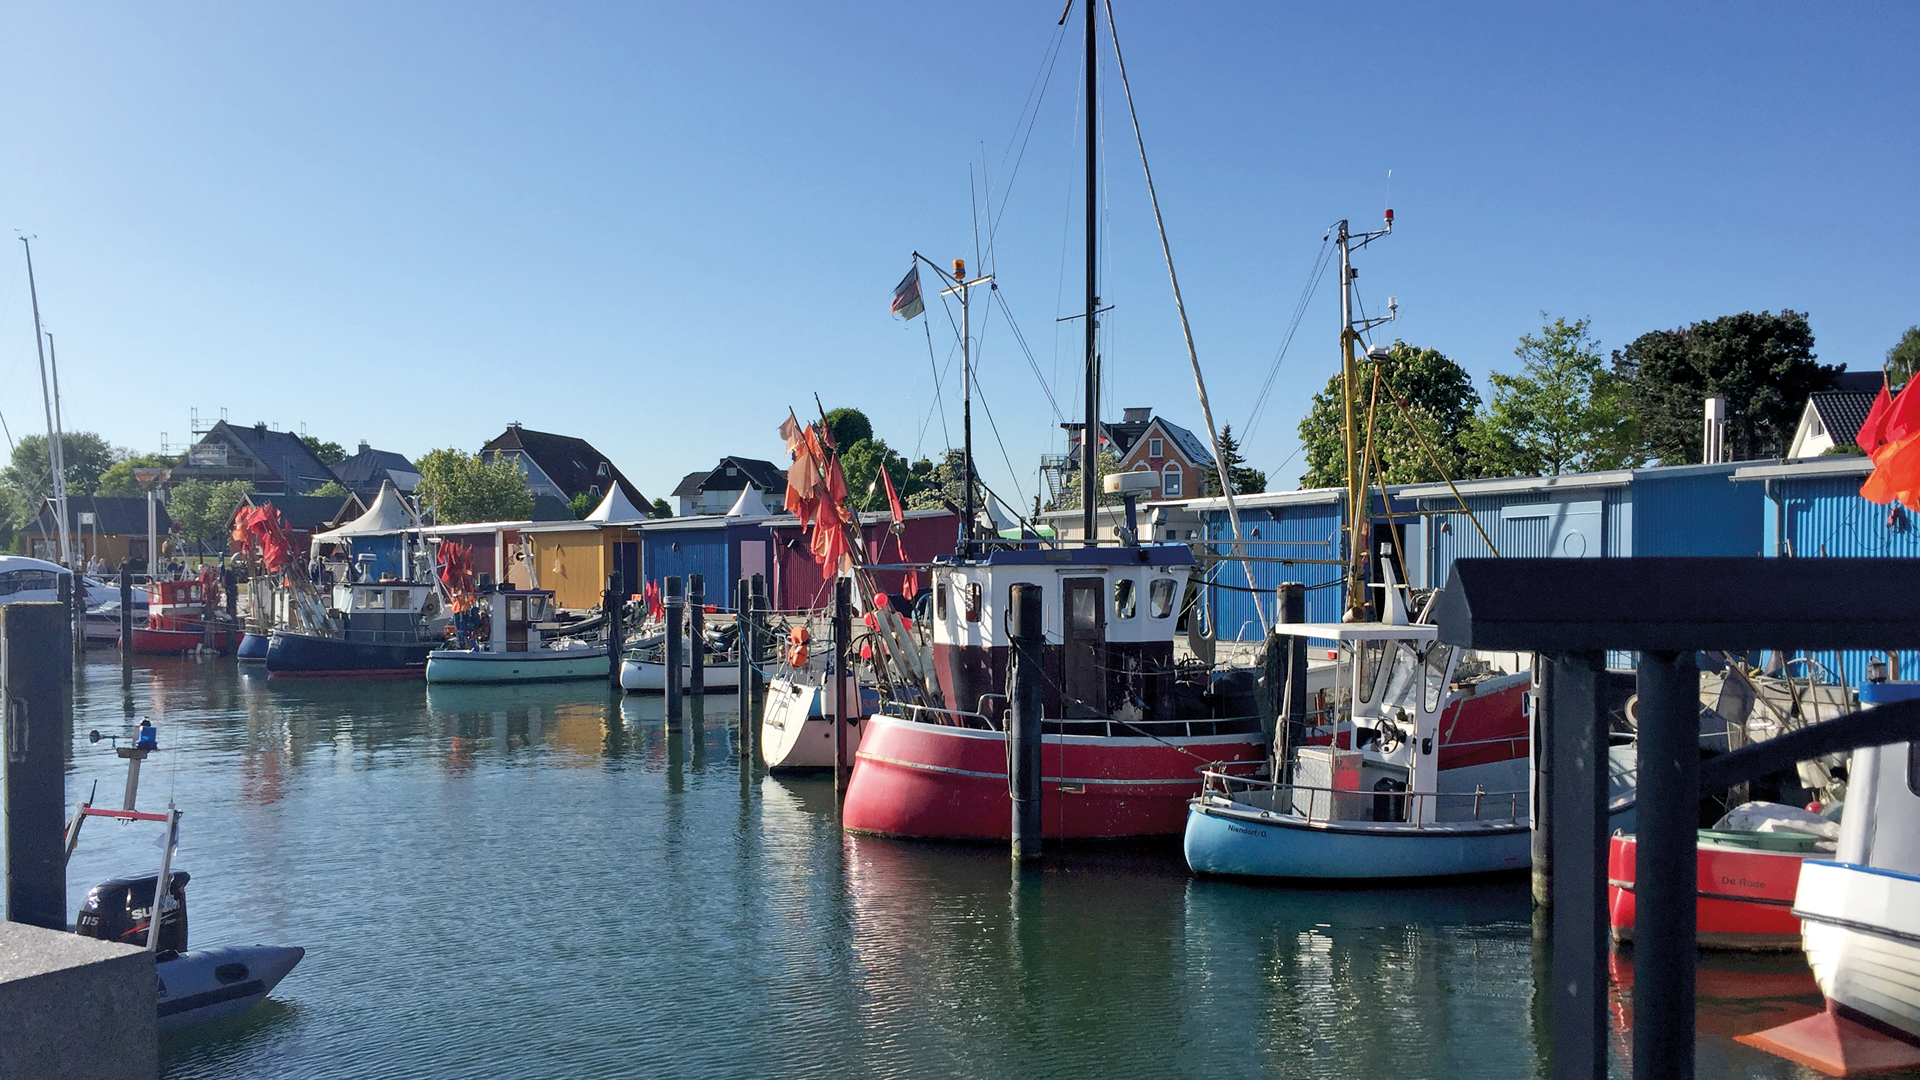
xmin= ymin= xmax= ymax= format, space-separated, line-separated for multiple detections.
xmin=1079 ymin=0 xmax=1099 ymax=546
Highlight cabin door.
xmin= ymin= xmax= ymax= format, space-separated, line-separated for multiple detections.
xmin=1062 ymin=577 xmax=1107 ymax=718
xmin=505 ymin=595 xmax=528 ymax=652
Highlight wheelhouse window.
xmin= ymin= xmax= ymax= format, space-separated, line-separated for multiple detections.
xmin=1161 ymin=464 xmax=1182 ymax=497
xmin=1379 ymin=644 xmax=1422 ymax=714
xmin=935 ymin=583 xmax=948 ymax=621
xmin=1068 ymin=583 xmax=1101 ymax=630
xmin=964 ymin=583 xmax=982 ymax=622
xmin=390 ymin=589 xmax=411 ymax=610
xmin=1148 ymin=578 xmax=1175 ymax=619
xmin=358 ymin=588 xmax=385 ymax=609
xmin=1423 ymin=643 xmax=1453 ymax=711
xmin=1356 ymin=640 xmax=1386 ymax=703
xmin=0 ymin=570 xmax=61 ymax=595
xmin=1113 ymin=578 xmax=1136 ymax=619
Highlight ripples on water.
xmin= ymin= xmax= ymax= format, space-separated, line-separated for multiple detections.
xmin=62 ymin=657 xmax=1826 ymax=1079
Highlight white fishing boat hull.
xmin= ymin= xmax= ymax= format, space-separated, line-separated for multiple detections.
xmin=1795 ymin=859 xmax=1920 ymax=1040
xmin=759 ymin=676 xmax=840 ymax=769
xmin=425 ymin=645 xmax=609 ymax=684
xmin=157 ymin=944 xmax=305 ymax=1032
xmin=619 ymin=656 xmax=741 ymax=693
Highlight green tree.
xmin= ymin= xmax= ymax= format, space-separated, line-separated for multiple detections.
xmin=167 ymin=480 xmax=254 ymax=552
xmin=95 ymin=453 xmax=178 ymax=498
xmin=310 ymin=480 xmax=352 ymax=499
xmin=2 ymin=431 xmax=118 ymax=506
xmin=1049 ymin=449 xmax=1123 ymax=510
xmin=416 ymin=449 xmax=535 ymax=524
xmin=300 ymin=435 xmax=347 ymax=465
xmin=840 ymin=436 xmax=919 ymax=511
xmin=821 ymin=408 xmax=874 ymax=453
xmin=905 ymin=449 xmax=986 ymax=511
xmin=1198 ymin=425 xmax=1267 ymax=496
xmin=1887 ymin=326 xmax=1920 ymax=388
xmin=567 ymin=491 xmax=595 ymax=519
xmin=1298 ymin=342 xmax=1483 ymax=488
xmin=1613 ymin=310 xmax=1834 ymax=464
xmin=649 ymin=497 xmax=674 ymax=519
xmin=1469 ymin=316 xmax=1636 ymax=477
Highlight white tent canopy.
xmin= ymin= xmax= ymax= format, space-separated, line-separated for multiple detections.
xmin=315 ymin=481 xmax=414 ymax=540
xmin=725 ymin=485 xmax=770 ymax=519
xmin=585 ymin=484 xmax=645 ymax=523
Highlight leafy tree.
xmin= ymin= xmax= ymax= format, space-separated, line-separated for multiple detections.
xmin=416 ymin=449 xmax=535 ymax=524
xmin=167 ymin=480 xmax=254 ymax=551
xmin=1199 ymin=425 xmax=1267 ymax=496
xmin=821 ymin=408 xmax=874 ymax=453
xmin=1469 ymin=317 xmax=1636 ymax=476
xmin=300 ymin=435 xmax=347 ymax=466
xmin=649 ymin=497 xmax=674 ymax=519
xmin=310 ymin=480 xmax=352 ymax=499
xmin=905 ymin=449 xmax=986 ymax=511
xmin=2 ymin=431 xmax=117 ymax=506
xmin=1887 ymin=326 xmax=1920 ymax=388
xmin=1298 ymin=342 xmax=1483 ymax=488
xmin=95 ymin=453 xmax=178 ymax=498
xmin=1049 ymin=449 xmax=1123 ymax=510
xmin=1613 ymin=310 xmax=1834 ymax=464
xmin=567 ymin=491 xmax=595 ymax=519
xmin=840 ymin=436 xmax=920 ymax=511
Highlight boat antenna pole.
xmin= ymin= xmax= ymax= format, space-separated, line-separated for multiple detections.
xmin=1079 ymin=0 xmax=1099 ymax=547
xmin=21 ymin=237 xmax=72 ymax=567
xmin=922 ymin=253 xmax=993 ymax=559
xmin=1335 ymin=212 xmax=1395 ymax=621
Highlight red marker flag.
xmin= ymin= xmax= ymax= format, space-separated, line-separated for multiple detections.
xmin=1858 ymin=384 xmax=1894 ymax=453
xmin=881 ymin=466 xmax=905 ymax=528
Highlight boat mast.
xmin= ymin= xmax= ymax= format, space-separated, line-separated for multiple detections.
xmin=1079 ymin=0 xmax=1099 ymax=547
xmin=938 ymin=258 xmax=992 ymax=558
xmin=1334 ymin=211 xmax=1395 ymax=621
xmin=21 ymin=237 xmax=72 ymax=567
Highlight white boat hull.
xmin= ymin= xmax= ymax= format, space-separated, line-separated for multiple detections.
xmin=759 ymin=677 xmax=841 ymax=769
xmin=425 ymin=646 xmax=609 ymax=684
xmin=619 ymin=656 xmax=741 ymax=693
xmin=1795 ymin=859 xmax=1920 ymax=1040
xmin=156 ymin=944 xmax=305 ymax=1032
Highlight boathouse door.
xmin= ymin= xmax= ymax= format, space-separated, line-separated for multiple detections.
xmin=1062 ymin=577 xmax=1107 ymax=718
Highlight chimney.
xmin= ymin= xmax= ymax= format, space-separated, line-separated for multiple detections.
xmin=1123 ymin=407 xmax=1153 ymax=424
xmin=1702 ymin=396 xmax=1727 ymax=464
xmin=255 ymin=422 xmax=268 ymax=436
xmin=358 ymin=441 xmax=370 ymax=455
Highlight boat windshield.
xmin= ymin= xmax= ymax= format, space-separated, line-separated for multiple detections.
xmin=1377 ymin=643 xmax=1423 ymax=715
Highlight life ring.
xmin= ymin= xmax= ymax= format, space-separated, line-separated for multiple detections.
xmin=787 ymin=642 xmax=808 ymax=668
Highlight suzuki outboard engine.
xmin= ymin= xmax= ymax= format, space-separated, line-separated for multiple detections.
xmin=75 ymin=871 xmax=190 ymax=954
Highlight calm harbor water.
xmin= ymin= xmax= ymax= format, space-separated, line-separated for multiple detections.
xmin=65 ymin=656 xmax=1829 ymax=1080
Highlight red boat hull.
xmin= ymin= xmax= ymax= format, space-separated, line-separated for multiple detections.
xmin=125 ymin=621 xmax=241 ymax=655
xmin=1608 ymin=833 xmax=1811 ymax=950
xmin=842 ymin=714 xmax=1264 ymax=841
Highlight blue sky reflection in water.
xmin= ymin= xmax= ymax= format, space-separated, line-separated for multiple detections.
xmin=66 ymin=658 xmax=1823 ymax=1079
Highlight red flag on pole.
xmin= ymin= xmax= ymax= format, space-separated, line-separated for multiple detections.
xmin=881 ymin=466 xmax=905 ymax=528
xmin=1858 ymin=384 xmax=1894 ymax=453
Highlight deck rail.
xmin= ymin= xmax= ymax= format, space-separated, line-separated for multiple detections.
xmin=1198 ymin=768 xmax=1526 ymax=828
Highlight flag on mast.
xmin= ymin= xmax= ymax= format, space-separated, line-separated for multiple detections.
xmin=891 ymin=266 xmax=924 ymax=321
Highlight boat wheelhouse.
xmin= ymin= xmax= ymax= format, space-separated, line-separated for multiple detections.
xmin=840 ymin=544 xmax=1268 ymax=841
xmin=127 ymin=572 xmax=241 ymax=654
xmin=426 ymin=587 xmax=608 ymax=684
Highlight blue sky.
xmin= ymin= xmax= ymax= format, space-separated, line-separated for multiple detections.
xmin=4 ymin=2 xmax=1915 ymax=506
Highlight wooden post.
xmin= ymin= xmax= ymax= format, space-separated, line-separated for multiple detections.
xmin=70 ymin=563 xmax=87 ymax=662
xmin=688 ymin=574 xmax=705 ymax=696
xmin=831 ymin=576 xmax=851 ymax=814
xmin=664 ymin=576 xmax=683 ymax=722
xmin=3 ymin=603 xmax=69 ymax=929
xmin=118 ymin=562 xmax=134 ymax=653
xmin=748 ymin=574 xmax=768 ymax=759
xmin=1634 ymin=650 xmax=1700 ymax=1080
xmin=604 ymin=572 xmax=624 ymax=691
xmin=1531 ymin=661 xmax=1553 ymax=908
xmin=736 ymin=579 xmax=754 ymax=766
xmin=1278 ymin=582 xmax=1306 ymax=780
xmin=1543 ymin=650 xmax=1609 ymax=1080
xmin=1008 ymin=583 xmax=1044 ymax=860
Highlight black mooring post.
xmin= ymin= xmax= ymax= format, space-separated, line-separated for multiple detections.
xmin=1008 ymin=583 xmax=1044 ymax=861
xmin=605 ymin=573 xmax=624 ymax=692
xmin=1634 ymin=650 xmax=1700 ymax=1080
xmin=1532 ymin=661 xmax=1554 ymax=908
xmin=831 ymin=576 xmax=851 ymax=815
xmin=224 ymin=562 xmax=237 ymax=619
xmin=1546 ymin=650 xmax=1609 ymax=1080
xmin=664 ymin=576 xmax=684 ymax=722
xmin=3 ymin=603 xmax=69 ymax=929
xmin=688 ymin=574 xmax=705 ymax=696
xmin=118 ymin=562 xmax=134 ymax=653
xmin=736 ymin=579 xmax=753 ymax=765
xmin=749 ymin=574 xmax=768 ymax=765
xmin=1278 ymin=582 xmax=1307 ymax=778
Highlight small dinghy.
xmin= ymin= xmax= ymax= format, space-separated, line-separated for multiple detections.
xmin=65 ymin=722 xmax=304 ymax=1032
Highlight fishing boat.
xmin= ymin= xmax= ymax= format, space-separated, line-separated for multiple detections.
xmin=619 ymin=635 xmax=742 ymax=692
xmin=125 ymin=572 xmax=242 ymax=654
xmin=265 ymin=482 xmax=449 ymax=678
xmin=1738 ymin=681 xmax=1920 ymax=1073
xmin=64 ymin=723 xmax=304 ymax=1031
xmin=426 ymin=586 xmax=609 ymax=684
xmin=1608 ymin=801 xmax=1836 ymax=950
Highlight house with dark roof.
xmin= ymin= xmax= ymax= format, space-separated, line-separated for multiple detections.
xmin=167 ymin=421 xmax=342 ymax=495
xmin=480 ymin=424 xmax=646 ymax=510
xmin=333 ymin=442 xmax=422 ymax=500
xmin=23 ymin=496 xmax=173 ymax=570
xmin=671 ymin=456 xmax=787 ymax=516
xmin=1052 ymin=407 xmax=1213 ymax=501
xmin=1787 ymin=371 xmax=1886 ymax=459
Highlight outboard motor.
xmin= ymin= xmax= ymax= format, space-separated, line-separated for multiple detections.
xmin=75 ymin=871 xmax=190 ymax=954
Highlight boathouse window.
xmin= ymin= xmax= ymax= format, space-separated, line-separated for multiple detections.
xmin=1423 ymin=643 xmax=1452 ymax=711
xmin=1113 ymin=578 xmax=1136 ymax=619
xmin=935 ymin=582 xmax=948 ymax=621
xmin=1148 ymin=578 xmax=1175 ymax=618
xmin=1161 ymin=464 xmax=1182 ymax=497
xmin=359 ymin=588 xmax=385 ymax=609
xmin=964 ymin=583 xmax=981 ymax=622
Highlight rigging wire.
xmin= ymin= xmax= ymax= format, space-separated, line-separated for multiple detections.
xmin=991 ymin=288 xmax=1066 ymax=423
xmin=915 ymin=319 xmax=951 ymax=461
xmin=986 ymin=18 xmax=1070 ymax=260
xmin=1243 ymin=235 xmax=1335 ymax=442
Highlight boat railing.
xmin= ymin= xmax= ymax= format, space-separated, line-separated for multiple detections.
xmin=1197 ymin=768 xmax=1526 ymax=828
xmin=875 ymin=700 xmax=1265 ymax=740
xmin=879 ymin=700 xmax=1001 ymax=731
